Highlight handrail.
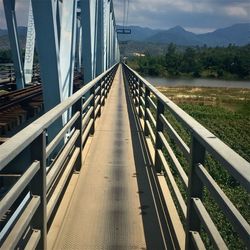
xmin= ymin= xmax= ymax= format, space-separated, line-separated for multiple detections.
xmin=0 ymin=63 xmax=118 ymax=249
xmin=0 ymin=64 xmax=117 ymax=171
xmin=124 ymin=64 xmax=250 ymax=191
xmin=123 ymin=63 xmax=250 ymax=250
xmin=0 ymin=63 xmax=40 ymax=84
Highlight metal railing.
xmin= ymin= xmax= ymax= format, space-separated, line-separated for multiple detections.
xmin=0 ymin=64 xmax=15 ymax=86
xmin=123 ymin=63 xmax=250 ymax=250
xmin=0 ymin=63 xmax=41 ymax=89
xmin=0 ymin=63 xmax=118 ymax=249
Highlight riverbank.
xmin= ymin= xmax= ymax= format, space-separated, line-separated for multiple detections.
xmin=131 ymin=67 xmax=250 ymax=81
xmin=127 ymin=44 xmax=250 ymax=82
xmin=135 ymin=70 xmax=250 ymax=81
xmin=157 ymin=86 xmax=250 ymax=114
xmin=145 ymin=76 xmax=250 ymax=89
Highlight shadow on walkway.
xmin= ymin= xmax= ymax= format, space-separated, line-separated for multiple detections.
xmin=123 ymin=74 xmax=175 ymax=250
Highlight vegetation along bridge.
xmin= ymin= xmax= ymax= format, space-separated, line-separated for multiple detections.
xmin=0 ymin=0 xmax=249 ymax=249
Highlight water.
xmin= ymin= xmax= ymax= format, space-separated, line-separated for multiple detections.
xmin=145 ymin=76 xmax=250 ymax=89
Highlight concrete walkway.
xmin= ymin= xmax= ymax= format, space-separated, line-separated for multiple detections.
xmin=52 ymin=66 xmax=168 ymax=250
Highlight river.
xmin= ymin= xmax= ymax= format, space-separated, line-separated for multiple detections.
xmin=145 ymin=76 xmax=250 ymax=89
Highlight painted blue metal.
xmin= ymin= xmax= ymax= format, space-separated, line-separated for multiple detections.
xmin=96 ymin=0 xmax=104 ymax=76
xmin=56 ymin=0 xmax=62 ymax=43
xmin=3 ymin=0 xmax=25 ymax=89
xmin=106 ymin=4 xmax=110 ymax=69
xmin=31 ymin=0 xmax=63 ymax=141
xmin=24 ymin=1 xmax=35 ymax=84
xmin=103 ymin=0 xmax=108 ymax=71
xmin=112 ymin=16 xmax=116 ymax=65
xmin=3 ymin=0 xmax=119 ymax=137
xmin=80 ymin=0 xmax=92 ymax=84
xmin=61 ymin=0 xmax=77 ymax=122
xmin=92 ymin=0 xmax=99 ymax=79
xmin=75 ymin=18 xmax=82 ymax=73
xmin=107 ymin=9 xmax=110 ymax=69
xmin=109 ymin=12 xmax=112 ymax=68
xmin=59 ymin=0 xmax=77 ymax=123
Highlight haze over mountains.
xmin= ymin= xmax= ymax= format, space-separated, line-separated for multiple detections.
xmin=118 ymin=23 xmax=250 ymax=47
xmin=0 ymin=23 xmax=249 ymax=50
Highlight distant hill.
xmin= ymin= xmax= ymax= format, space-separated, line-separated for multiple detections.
xmin=147 ymin=26 xmax=202 ymax=46
xmin=118 ymin=23 xmax=250 ymax=47
xmin=198 ymin=23 xmax=250 ymax=46
xmin=0 ymin=26 xmax=27 ymax=49
xmin=0 ymin=29 xmax=8 ymax=37
xmin=0 ymin=23 xmax=249 ymax=50
xmin=117 ymin=25 xmax=160 ymax=41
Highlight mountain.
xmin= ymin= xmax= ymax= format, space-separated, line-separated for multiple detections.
xmin=118 ymin=23 xmax=250 ymax=47
xmin=117 ymin=25 xmax=160 ymax=41
xmin=0 ymin=23 xmax=249 ymax=50
xmin=0 ymin=27 xmax=27 ymax=49
xmin=147 ymin=26 xmax=203 ymax=46
xmin=0 ymin=26 xmax=27 ymax=37
xmin=0 ymin=29 xmax=8 ymax=37
xmin=198 ymin=23 xmax=250 ymax=46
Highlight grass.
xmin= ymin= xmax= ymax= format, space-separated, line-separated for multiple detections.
xmin=156 ymin=86 xmax=250 ymax=249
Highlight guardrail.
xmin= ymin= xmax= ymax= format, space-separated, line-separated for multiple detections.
xmin=123 ymin=63 xmax=250 ymax=250
xmin=0 ymin=63 xmax=41 ymax=90
xmin=0 ymin=63 xmax=118 ymax=249
xmin=0 ymin=64 xmax=15 ymax=86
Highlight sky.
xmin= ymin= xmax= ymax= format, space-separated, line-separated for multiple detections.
xmin=113 ymin=0 xmax=250 ymax=33
xmin=0 ymin=0 xmax=249 ymax=33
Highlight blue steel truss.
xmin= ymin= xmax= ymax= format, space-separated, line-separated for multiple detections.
xmin=3 ymin=0 xmax=120 ymax=140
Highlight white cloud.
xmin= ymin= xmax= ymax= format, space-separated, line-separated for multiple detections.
xmin=185 ymin=27 xmax=215 ymax=34
xmin=113 ymin=0 xmax=250 ymax=30
xmin=0 ymin=0 xmax=249 ymax=32
xmin=225 ymin=6 xmax=249 ymax=17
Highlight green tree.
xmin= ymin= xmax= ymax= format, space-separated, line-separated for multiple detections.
xmin=165 ymin=43 xmax=180 ymax=76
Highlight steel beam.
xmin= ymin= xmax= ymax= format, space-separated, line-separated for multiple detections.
xmin=24 ymin=1 xmax=35 ymax=84
xmin=96 ymin=0 xmax=104 ymax=75
xmin=112 ymin=17 xmax=116 ymax=65
xmin=103 ymin=0 xmax=108 ymax=71
xmin=75 ymin=18 xmax=82 ymax=72
xmin=81 ymin=0 xmax=94 ymax=84
xmin=59 ymin=0 xmax=77 ymax=123
xmin=31 ymin=0 xmax=63 ymax=141
xmin=107 ymin=0 xmax=110 ymax=69
xmin=92 ymin=0 xmax=99 ymax=79
xmin=3 ymin=0 xmax=25 ymax=89
xmin=56 ymin=0 xmax=62 ymax=43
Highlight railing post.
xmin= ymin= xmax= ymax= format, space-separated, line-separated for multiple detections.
xmin=135 ymin=77 xmax=139 ymax=108
xmin=129 ymin=74 xmax=133 ymax=97
xmin=10 ymin=65 xmax=13 ymax=83
xmin=131 ymin=76 xmax=135 ymax=100
xmin=138 ymin=80 xmax=143 ymax=118
xmin=106 ymin=73 xmax=111 ymax=94
xmin=155 ymin=99 xmax=164 ymax=172
xmin=30 ymin=131 xmax=47 ymax=250
xmin=185 ymin=136 xmax=205 ymax=249
xmin=90 ymin=84 xmax=96 ymax=135
xmin=104 ymin=76 xmax=108 ymax=100
xmin=74 ymin=97 xmax=83 ymax=171
xmin=101 ymin=78 xmax=105 ymax=106
xmin=130 ymin=75 xmax=135 ymax=100
xmin=97 ymin=79 xmax=102 ymax=117
xmin=144 ymin=87 xmax=150 ymax=136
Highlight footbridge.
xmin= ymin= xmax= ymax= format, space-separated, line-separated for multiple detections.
xmin=0 ymin=1 xmax=249 ymax=250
